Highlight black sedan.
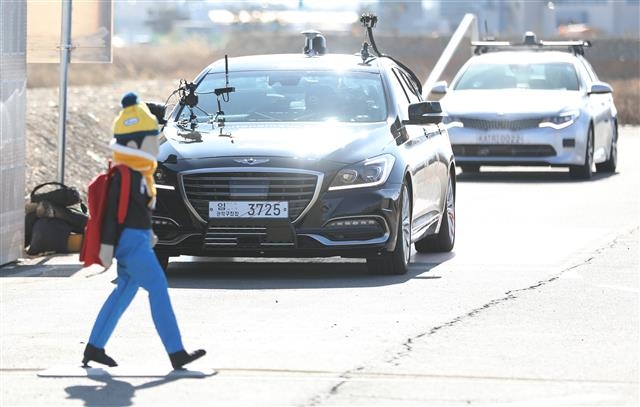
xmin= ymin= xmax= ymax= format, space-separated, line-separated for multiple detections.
xmin=152 ymin=35 xmax=456 ymax=275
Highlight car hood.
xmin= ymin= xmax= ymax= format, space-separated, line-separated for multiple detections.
xmin=160 ymin=122 xmax=391 ymax=165
xmin=441 ymin=89 xmax=583 ymax=117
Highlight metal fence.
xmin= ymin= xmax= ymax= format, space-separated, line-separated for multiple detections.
xmin=0 ymin=1 xmax=27 ymax=265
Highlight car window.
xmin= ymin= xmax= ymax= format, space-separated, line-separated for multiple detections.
xmin=177 ymin=70 xmax=387 ymax=123
xmin=390 ymin=69 xmax=410 ymax=103
xmin=388 ymin=69 xmax=412 ymax=118
xmin=454 ymin=61 xmax=580 ymax=91
xmin=579 ymin=58 xmax=599 ymax=82
xmin=396 ymin=69 xmax=422 ymax=103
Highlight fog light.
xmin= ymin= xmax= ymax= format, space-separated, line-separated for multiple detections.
xmin=152 ymin=217 xmax=180 ymax=240
xmin=326 ymin=218 xmax=378 ymax=228
xmin=563 ymin=138 xmax=576 ymax=147
xmin=323 ymin=217 xmax=386 ymax=241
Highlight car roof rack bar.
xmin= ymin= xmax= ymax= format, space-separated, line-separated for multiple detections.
xmin=471 ymin=32 xmax=591 ymax=56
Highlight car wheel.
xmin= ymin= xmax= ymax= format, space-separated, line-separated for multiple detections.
xmin=460 ymin=164 xmax=480 ymax=173
xmin=366 ymin=183 xmax=411 ymax=275
xmin=415 ymin=175 xmax=455 ymax=253
xmin=569 ymin=125 xmax=594 ymax=180
xmin=596 ymin=124 xmax=617 ymax=173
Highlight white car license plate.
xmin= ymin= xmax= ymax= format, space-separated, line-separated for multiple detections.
xmin=209 ymin=201 xmax=289 ymax=219
xmin=477 ymin=134 xmax=523 ymax=144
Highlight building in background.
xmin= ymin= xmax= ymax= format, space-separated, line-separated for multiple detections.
xmin=553 ymin=0 xmax=639 ymax=38
xmin=440 ymin=0 xmax=639 ymax=39
xmin=0 ymin=1 xmax=27 ymax=265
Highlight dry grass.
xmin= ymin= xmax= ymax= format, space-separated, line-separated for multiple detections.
xmin=610 ymin=78 xmax=640 ymax=126
xmin=27 ymin=38 xmax=219 ymax=88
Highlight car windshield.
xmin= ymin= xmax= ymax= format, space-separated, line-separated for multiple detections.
xmin=178 ymin=70 xmax=387 ymax=123
xmin=454 ymin=61 xmax=580 ymax=91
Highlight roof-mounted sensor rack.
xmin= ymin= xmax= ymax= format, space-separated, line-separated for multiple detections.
xmin=357 ymin=12 xmax=422 ymax=95
xmin=472 ymin=31 xmax=592 ymax=56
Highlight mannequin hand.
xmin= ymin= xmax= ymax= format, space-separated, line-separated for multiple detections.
xmin=99 ymin=244 xmax=114 ymax=269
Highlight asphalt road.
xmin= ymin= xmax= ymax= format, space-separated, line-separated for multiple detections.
xmin=1 ymin=126 xmax=638 ymax=406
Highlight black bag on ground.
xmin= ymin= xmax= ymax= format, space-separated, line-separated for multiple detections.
xmin=25 ymin=210 xmax=38 ymax=246
xmin=30 ymin=182 xmax=81 ymax=208
xmin=35 ymin=200 xmax=88 ymax=233
xmin=26 ymin=218 xmax=72 ymax=255
xmin=25 ymin=182 xmax=88 ymax=252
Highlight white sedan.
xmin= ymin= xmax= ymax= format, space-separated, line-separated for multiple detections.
xmin=433 ymin=36 xmax=618 ymax=179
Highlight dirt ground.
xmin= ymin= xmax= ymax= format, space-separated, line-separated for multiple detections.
xmin=25 ymin=80 xmax=177 ymax=200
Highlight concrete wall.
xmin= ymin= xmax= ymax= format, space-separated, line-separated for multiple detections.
xmin=0 ymin=1 xmax=27 ymax=265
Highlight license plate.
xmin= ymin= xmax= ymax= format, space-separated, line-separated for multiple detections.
xmin=209 ymin=201 xmax=289 ymax=219
xmin=477 ymin=134 xmax=523 ymax=144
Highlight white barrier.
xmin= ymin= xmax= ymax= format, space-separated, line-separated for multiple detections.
xmin=422 ymin=13 xmax=478 ymax=99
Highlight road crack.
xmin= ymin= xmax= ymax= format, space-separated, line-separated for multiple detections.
xmin=385 ymin=228 xmax=636 ymax=366
xmin=303 ymin=227 xmax=637 ymax=406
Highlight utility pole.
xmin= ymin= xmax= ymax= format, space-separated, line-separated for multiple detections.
xmin=57 ymin=0 xmax=72 ymax=184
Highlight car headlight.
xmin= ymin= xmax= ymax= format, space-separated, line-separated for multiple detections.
xmin=539 ymin=110 xmax=580 ymax=130
xmin=442 ymin=115 xmax=464 ymax=129
xmin=329 ymin=154 xmax=396 ymax=191
xmin=154 ymin=166 xmax=174 ymax=187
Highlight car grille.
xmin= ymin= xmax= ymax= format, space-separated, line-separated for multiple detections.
xmin=460 ymin=117 xmax=541 ymax=131
xmin=453 ymin=144 xmax=557 ymax=157
xmin=180 ymin=170 xmax=320 ymax=223
xmin=205 ymin=225 xmax=295 ymax=248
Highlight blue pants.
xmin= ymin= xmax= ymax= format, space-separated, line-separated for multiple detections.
xmin=88 ymin=228 xmax=184 ymax=354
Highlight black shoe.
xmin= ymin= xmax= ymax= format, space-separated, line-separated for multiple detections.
xmin=169 ymin=349 xmax=206 ymax=370
xmin=82 ymin=344 xmax=117 ymax=367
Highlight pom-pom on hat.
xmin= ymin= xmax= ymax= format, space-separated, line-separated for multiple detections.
xmin=112 ymin=92 xmax=159 ymax=143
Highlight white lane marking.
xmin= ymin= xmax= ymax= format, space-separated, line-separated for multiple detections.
xmin=37 ymin=365 xmax=216 ymax=378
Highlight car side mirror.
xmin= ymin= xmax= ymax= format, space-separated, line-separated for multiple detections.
xmin=588 ymin=82 xmax=613 ymax=95
xmin=408 ymin=101 xmax=445 ymax=125
xmin=430 ymin=80 xmax=448 ymax=95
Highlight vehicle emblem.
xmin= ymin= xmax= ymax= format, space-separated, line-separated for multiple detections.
xmin=234 ymin=158 xmax=270 ymax=165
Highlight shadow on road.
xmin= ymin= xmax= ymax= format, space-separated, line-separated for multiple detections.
xmin=0 ymin=255 xmax=83 ymax=278
xmin=64 ymin=371 xmax=209 ymax=407
xmin=165 ymin=256 xmax=447 ymax=290
xmin=456 ymin=168 xmax=618 ymax=183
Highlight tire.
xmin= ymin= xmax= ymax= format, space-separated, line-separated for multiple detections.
xmin=596 ymin=124 xmax=617 ymax=173
xmin=415 ymin=175 xmax=455 ymax=253
xmin=366 ymin=183 xmax=411 ymax=275
xmin=569 ymin=126 xmax=594 ymax=180
xmin=460 ymin=164 xmax=480 ymax=173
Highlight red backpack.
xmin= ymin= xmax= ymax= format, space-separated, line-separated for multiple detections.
xmin=79 ymin=163 xmax=131 ymax=267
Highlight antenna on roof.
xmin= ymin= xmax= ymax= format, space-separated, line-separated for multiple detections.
xmin=213 ymin=55 xmax=235 ymax=139
xmin=523 ymin=31 xmax=537 ymax=45
xmin=302 ymin=30 xmax=326 ymax=56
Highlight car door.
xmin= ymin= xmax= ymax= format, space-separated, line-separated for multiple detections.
xmin=579 ymin=59 xmax=614 ymax=160
xmin=398 ymin=69 xmax=448 ymax=218
xmin=389 ymin=67 xmax=440 ymax=230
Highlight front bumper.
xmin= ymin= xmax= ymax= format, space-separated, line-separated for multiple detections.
xmin=152 ymin=181 xmax=402 ymax=259
xmin=448 ymin=118 xmax=589 ymax=166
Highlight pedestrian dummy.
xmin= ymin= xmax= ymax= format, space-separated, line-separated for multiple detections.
xmin=82 ymin=92 xmax=205 ymax=370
